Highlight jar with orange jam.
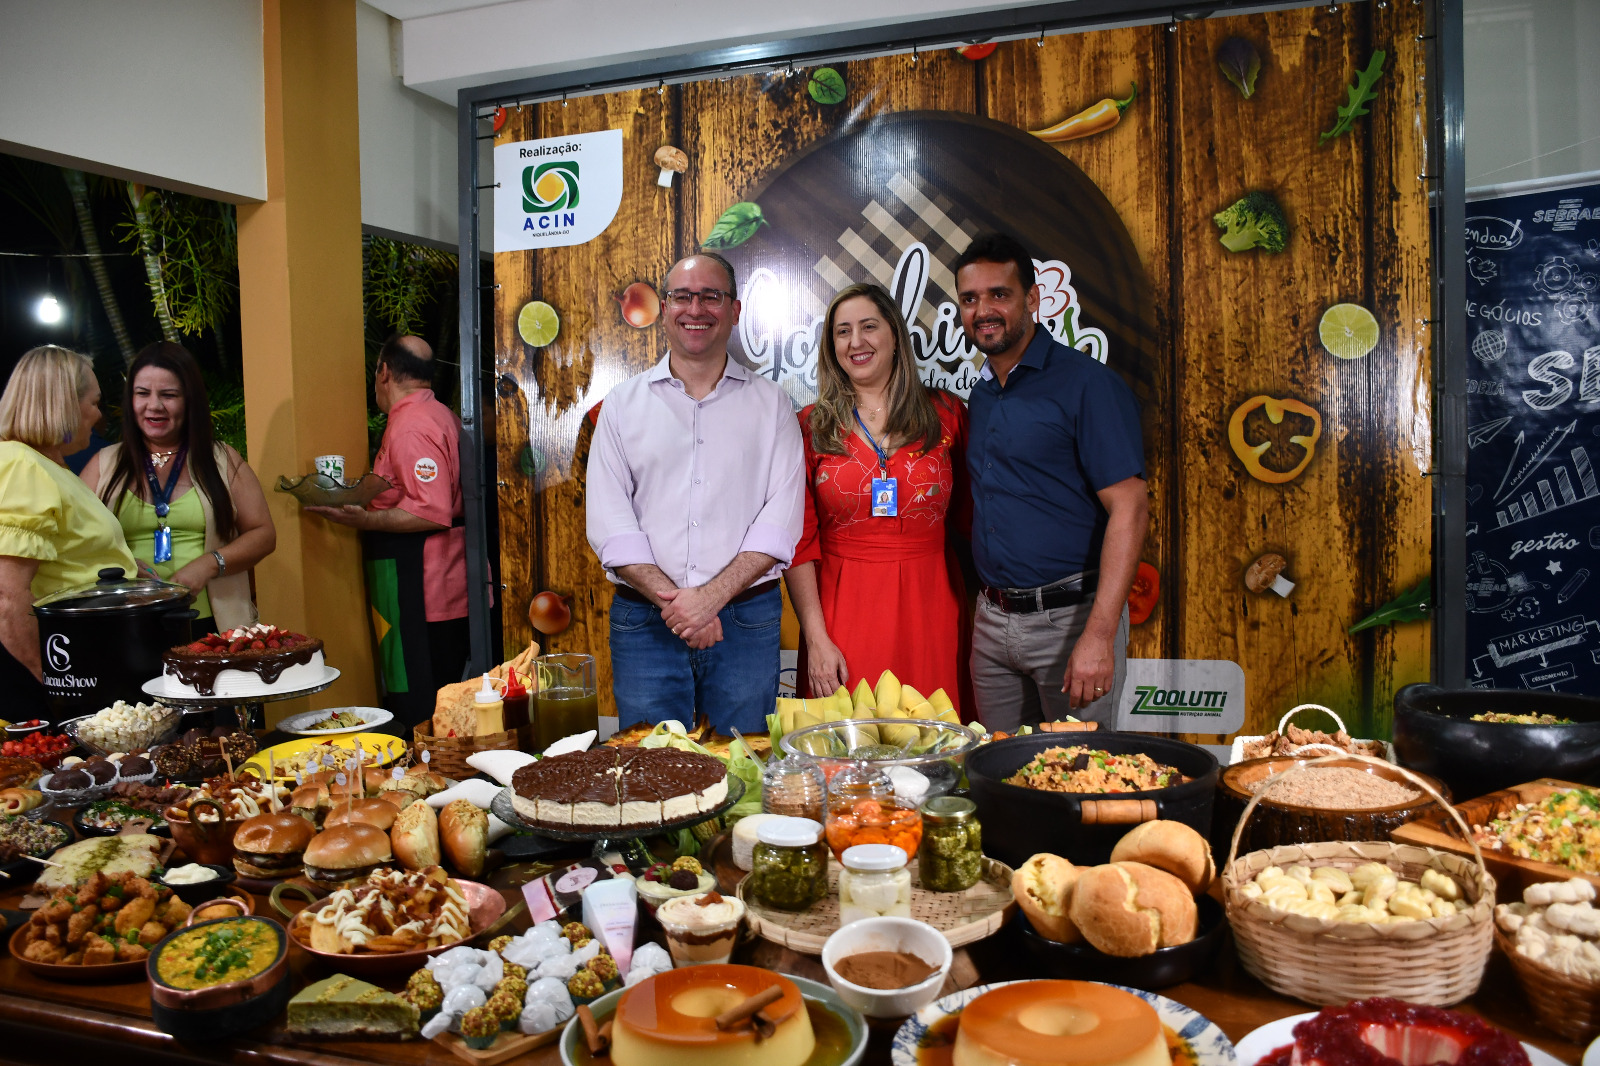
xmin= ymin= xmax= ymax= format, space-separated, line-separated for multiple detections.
xmin=823 ymin=762 xmax=921 ymax=860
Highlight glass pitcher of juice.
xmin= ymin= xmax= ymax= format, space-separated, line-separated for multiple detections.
xmin=531 ymin=653 xmax=598 ymax=750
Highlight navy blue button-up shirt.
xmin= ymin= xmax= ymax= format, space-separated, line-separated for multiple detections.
xmin=967 ymin=327 xmax=1145 ymax=589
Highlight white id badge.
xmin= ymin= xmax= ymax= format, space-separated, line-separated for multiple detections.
xmin=871 ymin=477 xmax=898 ymax=517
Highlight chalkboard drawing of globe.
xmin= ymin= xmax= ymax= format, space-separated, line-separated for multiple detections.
xmin=1471 ymin=329 xmax=1507 ymax=366
xmin=715 ymin=110 xmax=1157 ymax=408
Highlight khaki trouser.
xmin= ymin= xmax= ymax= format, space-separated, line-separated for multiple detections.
xmin=970 ymin=591 xmax=1129 ymax=731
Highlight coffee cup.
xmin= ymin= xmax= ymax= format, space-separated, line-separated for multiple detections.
xmin=314 ymin=455 xmax=346 ymax=483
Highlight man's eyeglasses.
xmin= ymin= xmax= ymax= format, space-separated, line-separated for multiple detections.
xmin=663 ymin=288 xmax=732 ymax=309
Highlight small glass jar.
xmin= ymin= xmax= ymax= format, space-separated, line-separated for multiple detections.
xmin=918 ymin=795 xmax=983 ymax=892
xmin=748 ymin=816 xmax=829 ymax=911
xmin=826 ymin=761 xmax=894 ymax=816
xmin=825 ymin=761 xmax=921 ymax=860
xmin=838 ymin=843 xmax=912 ymax=925
xmin=762 ymin=755 xmax=826 ymax=822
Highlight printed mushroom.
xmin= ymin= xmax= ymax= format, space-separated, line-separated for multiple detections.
xmin=1245 ymin=553 xmax=1295 ymax=598
xmin=655 ymin=145 xmax=688 ymax=187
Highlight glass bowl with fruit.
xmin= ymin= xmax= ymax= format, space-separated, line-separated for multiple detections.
xmin=779 ymin=719 xmax=977 ymax=801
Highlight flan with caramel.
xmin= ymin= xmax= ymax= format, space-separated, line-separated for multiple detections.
xmin=610 ymin=964 xmax=815 ymax=1066
xmin=953 ymin=981 xmax=1170 ymax=1066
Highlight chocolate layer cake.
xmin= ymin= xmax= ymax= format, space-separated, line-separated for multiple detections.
xmin=511 ymin=747 xmax=727 ymax=829
xmin=164 ymin=624 xmax=325 ymax=697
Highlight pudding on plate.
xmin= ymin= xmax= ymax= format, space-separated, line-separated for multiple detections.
xmin=953 ymin=981 xmax=1170 ymax=1066
xmin=610 ymin=964 xmax=815 ymax=1066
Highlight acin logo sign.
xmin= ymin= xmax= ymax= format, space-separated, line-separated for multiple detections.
xmin=523 ymin=161 xmax=580 ymax=212
xmin=494 ymin=129 xmax=623 ymax=251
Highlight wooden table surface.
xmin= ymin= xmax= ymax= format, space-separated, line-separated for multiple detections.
xmin=0 ymin=867 xmax=1587 ymax=1066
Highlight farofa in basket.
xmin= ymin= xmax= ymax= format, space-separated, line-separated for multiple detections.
xmin=1005 ymin=746 xmax=1182 ymax=793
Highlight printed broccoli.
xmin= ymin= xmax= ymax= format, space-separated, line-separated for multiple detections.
xmin=1213 ymin=191 xmax=1288 ymax=253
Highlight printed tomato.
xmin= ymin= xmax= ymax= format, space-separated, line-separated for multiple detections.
xmin=1127 ymin=561 xmax=1160 ymax=625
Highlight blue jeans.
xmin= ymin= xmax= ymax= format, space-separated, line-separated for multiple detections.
xmin=609 ymin=586 xmax=781 ymax=735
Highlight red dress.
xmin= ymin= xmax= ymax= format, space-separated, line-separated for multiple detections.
xmin=793 ymin=393 xmax=973 ymax=718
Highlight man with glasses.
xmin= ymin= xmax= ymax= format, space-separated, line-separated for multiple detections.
xmin=585 ymin=252 xmax=805 ymax=733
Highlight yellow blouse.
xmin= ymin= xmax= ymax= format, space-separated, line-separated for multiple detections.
xmin=0 ymin=440 xmax=137 ymax=601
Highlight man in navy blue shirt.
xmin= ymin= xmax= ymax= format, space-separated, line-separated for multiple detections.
xmin=956 ymin=233 xmax=1148 ymax=730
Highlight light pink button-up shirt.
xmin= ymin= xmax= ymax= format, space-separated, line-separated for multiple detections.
xmin=585 ymin=353 xmax=805 ymax=589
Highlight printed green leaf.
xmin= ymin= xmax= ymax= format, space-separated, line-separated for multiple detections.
xmin=1217 ymin=37 xmax=1262 ymax=99
xmin=1319 ymin=50 xmax=1386 ymax=145
xmin=1348 ymin=577 xmax=1431 ymax=634
xmin=701 ymin=202 xmax=767 ymax=249
xmin=808 ymin=67 xmax=848 ymax=105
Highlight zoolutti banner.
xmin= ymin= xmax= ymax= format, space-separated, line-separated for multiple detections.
xmin=494 ymin=129 xmax=624 ymax=251
xmin=1116 ymin=659 xmax=1247 ymax=734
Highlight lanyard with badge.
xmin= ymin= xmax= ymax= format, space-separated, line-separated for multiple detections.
xmin=854 ymin=408 xmax=897 ymax=517
xmin=144 ymin=445 xmax=187 ymax=564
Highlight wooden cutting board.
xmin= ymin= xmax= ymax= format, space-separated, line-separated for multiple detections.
xmin=1389 ymin=777 xmax=1600 ymax=898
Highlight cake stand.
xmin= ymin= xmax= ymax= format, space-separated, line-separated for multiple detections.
xmin=490 ymin=777 xmax=745 ymax=864
xmin=141 ymin=669 xmax=341 ymax=735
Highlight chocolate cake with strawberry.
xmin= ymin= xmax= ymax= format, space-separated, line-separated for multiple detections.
xmin=163 ymin=624 xmax=326 ymax=697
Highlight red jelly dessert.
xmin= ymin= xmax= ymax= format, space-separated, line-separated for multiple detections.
xmin=1261 ymin=999 xmax=1530 ymax=1066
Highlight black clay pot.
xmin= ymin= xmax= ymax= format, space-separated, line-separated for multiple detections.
xmin=1016 ymin=894 xmax=1227 ymax=990
xmin=1392 ymin=683 xmax=1600 ymax=798
xmin=32 ymin=567 xmax=194 ymax=724
xmin=965 ymin=732 xmax=1219 ymax=868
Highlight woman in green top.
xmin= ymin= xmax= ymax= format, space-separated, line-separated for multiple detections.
xmin=82 ymin=342 xmax=276 ymax=634
xmin=0 ymin=346 xmax=138 ymax=714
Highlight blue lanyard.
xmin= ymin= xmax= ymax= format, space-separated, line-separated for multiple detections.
xmin=144 ymin=445 xmax=187 ymax=521
xmin=852 ymin=408 xmax=890 ymax=474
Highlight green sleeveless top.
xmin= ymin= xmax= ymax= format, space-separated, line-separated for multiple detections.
xmin=116 ymin=488 xmax=211 ymax=620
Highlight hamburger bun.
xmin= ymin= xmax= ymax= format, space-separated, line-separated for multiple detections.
xmin=392 ymin=799 xmax=441 ymax=870
xmin=1069 ymin=861 xmax=1198 ymax=957
xmin=290 ymin=782 xmax=329 ymax=820
xmin=375 ymin=787 xmax=418 ymax=811
xmin=438 ymin=799 xmax=487 ymax=878
xmin=362 ymin=766 xmax=391 ymax=797
xmin=1012 ymin=853 xmax=1083 ymax=943
xmin=303 ymin=823 xmax=393 ymax=889
xmin=232 ymin=811 xmax=317 ymax=879
xmin=325 ymin=797 xmax=399 ymax=832
xmin=1109 ymin=820 xmax=1215 ymax=894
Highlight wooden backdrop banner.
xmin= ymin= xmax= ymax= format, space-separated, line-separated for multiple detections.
xmin=491 ymin=5 xmax=1433 ymax=740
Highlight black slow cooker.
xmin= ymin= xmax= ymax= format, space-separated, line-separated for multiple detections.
xmin=966 ymin=731 xmax=1219 ymax=868
xmin=33 ymin=567 xmax=195 ymax=722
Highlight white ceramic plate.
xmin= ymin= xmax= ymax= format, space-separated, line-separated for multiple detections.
xmin=1233 ymin=1012 xmax=1566 ymax=1066
xmin=891 ymin=981 xmax=1237 ymax=1066
xmin=142 ymin=666 xmax=340 ymax=702
xmin=1584 ymin=1034 xmax=1599 ymax=1066
xmin=275 ymin=706 xmax=393 ymax=735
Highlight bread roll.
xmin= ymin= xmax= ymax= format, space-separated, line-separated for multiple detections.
xmin=438 ymin=799 xmax=487 ymax=878
xmin=1069 ymin=861 xmax=1198 ymax=957
xmin=1012 ymin=853 xmax=1083 ymax=943
xmin=375 ymin=787 xmax=418 ymax=810
xmin=392 ymin=798 xmax=441 ymax=870
xmin=1109 ymin=820 xmax=1215 ymax=894
xmin=432 ymin=680 xmax=480 ymax=739
xmin=362 ymin=767 xmax=391 ymax=797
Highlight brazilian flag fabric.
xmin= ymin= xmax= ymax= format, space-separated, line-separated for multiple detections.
xmin=365 ymin=558 xmax=407 ymax=693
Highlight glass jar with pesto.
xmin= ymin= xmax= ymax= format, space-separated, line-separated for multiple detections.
xmin=918 ymin=795 xmax=983 ymax=892
xmin=748 ymin=815 xmax=829 ymax=911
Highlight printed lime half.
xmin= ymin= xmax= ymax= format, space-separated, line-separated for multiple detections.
xmin=1318 ymin=303 xmax=1379 ymax=360
xmin=517 ymin=301 xmax=560 ymax=347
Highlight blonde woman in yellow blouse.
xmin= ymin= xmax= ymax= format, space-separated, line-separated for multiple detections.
xmin=0 ymin=346 xmax=137 ymax=714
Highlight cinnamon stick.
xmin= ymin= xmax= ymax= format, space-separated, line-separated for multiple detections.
xmin=578 ymin=1004 xmax=609 ymax=1056
xmin=714 ymin=986 xmax=783 ymax=1030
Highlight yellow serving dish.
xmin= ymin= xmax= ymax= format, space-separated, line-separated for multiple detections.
xmin=243 ymin=732 xmax=405 ymax=780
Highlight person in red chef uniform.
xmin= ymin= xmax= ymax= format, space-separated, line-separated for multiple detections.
xmin=306 ymin=335 xmax=468 ymax=724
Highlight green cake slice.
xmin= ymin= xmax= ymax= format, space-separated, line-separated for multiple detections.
xmin=287 ymin=974 xmax=421 ymax=1039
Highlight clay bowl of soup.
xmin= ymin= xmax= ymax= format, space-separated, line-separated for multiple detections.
xmin=147 ymin=915 xmax=289 ymax=1041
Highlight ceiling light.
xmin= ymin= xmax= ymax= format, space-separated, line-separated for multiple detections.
xmin=35 ymin=296 xmax=62 ymax=324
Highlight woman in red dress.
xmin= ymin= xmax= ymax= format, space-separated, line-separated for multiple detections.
xmin=784 ymin=283 xmax=972 ymax=716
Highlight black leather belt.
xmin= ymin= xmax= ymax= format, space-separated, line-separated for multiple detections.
xmin=981 ymin=578 xmax=1097 ymax=614
xmin=614 ymin=579 xmax=779 ymax=607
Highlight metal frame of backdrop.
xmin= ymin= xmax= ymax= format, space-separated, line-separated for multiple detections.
xmin=451 ymin=0 xmax=1470 ymax=688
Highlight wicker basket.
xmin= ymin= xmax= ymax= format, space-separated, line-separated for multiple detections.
xmin=411 ymin=720 xmax=521 ymax=779
xmin=1494 ymin=924 xmax=1600 ymax=1042
xmin=1222 ymin=753 xmax=1496 ymax=1006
